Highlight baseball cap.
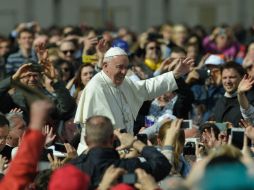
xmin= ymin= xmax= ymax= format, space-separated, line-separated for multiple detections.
xmin=204 ymin=55 xmax=225 ymax=66
xmin=112 ymin=39 xmax=129 ymax=54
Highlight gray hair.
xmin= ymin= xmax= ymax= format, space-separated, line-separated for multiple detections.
xmin=103 ymin=56 xmax=115 ymax=64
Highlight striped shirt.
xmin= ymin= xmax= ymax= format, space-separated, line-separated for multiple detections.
xmin=6 ymin=49 xmax=37 ymax=75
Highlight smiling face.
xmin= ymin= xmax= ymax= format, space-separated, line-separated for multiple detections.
xmin=103 ymin=55 xmax=129 ymax=86
xmin=81 ymin=65 xmax=94 ymax=86
xmin=222 ymin=68 xmax=242 ymax=94
xmin=18 ymin=31 xmax=34 ymax=51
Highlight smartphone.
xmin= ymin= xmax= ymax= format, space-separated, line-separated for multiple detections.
xmin=183 ymin=141 xmax=195 ymax=155
xmin=181 ymin=120 xmax=192 ymax=129
xmin=121 ymin=173 xmax=137 ymax=184
xmin=54 ymin=143 xmax=66 ymax=153
xmin=231 ymin=128 xmax=251 ymax=149
xmin=136 ymin=134 xmax=148 ymax=144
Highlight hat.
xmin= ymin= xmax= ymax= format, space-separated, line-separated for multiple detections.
xmin=48 ymin=164 xmax=90 ymax=190
xmin=112 ymin=39 xmax=129 ymax=53
xmin=204 ymin=55 xmax=225 ymax=66
xmin=104 ymin=47 xmax=128 ymax=58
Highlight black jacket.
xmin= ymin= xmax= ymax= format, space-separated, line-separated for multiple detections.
xmin=0 ymin=77 xmax=76 ymax=121
xmin=213 ymin=96 xmax=242 ymax=127
xmin=70 ymin=146 xmax=171 ymax=189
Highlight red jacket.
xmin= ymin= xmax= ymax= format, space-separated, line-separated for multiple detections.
xmin=0 ymin=129 xmax=45 ymax=190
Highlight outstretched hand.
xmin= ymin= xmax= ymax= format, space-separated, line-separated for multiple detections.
xmin=239 ymin=119 xmax=254 ymax=140
xmin=35 ymin=43 xmax=56 ymax=79
xmin=172 ymin=57 xmax=195 ymax=79
xmin=163 ymin=119 xmax=182 ymax=146
xmin=43 ymin=125 xmax=56 ymax=147
xmin=96 ymin=39 xmax=109 ymax=57
xmin=29 ymin=100 xmax=54 ymax=130
xmin=237 ymin=75 xmax=254 ymax=94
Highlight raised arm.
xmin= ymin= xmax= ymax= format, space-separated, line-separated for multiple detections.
xmin=0 ymin=100 xmax=53 ymax=190
xmin=237 ymin=75 xmax=254 ymax=110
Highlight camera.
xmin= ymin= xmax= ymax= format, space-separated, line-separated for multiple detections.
xmin=196 ymin=69 xmax=211 ymax=80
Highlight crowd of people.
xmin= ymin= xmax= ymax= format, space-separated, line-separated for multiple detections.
xmin=1 ymin=21 xmax=254 ymax=189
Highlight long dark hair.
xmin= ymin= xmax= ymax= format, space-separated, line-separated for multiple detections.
xmin=73 ymin=63 xmax=94 ymax=98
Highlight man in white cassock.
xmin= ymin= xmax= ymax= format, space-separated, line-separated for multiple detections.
xmin=74 ymin=47 xmax=194 ymax=154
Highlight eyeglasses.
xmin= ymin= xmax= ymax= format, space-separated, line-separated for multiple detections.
xmin=61 ymin=49 xmax=75 ymax=55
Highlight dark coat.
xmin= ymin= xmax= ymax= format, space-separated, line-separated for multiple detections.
xmin=69 ymin=146 xmax=171 ymax=189
xmin=0 ymin=77 xmax=76 ymax=121
xmin=213 ymin=96 xmax=242 ymax=127
xmin=173 ymin=78 xmax=194 ymax=119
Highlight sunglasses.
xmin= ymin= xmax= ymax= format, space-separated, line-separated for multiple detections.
xmin=61 ymin=49 xmax=75 ymax=55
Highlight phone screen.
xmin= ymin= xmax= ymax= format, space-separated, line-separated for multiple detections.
xmin=54 ymin=143 xmax=67 ymax=153
xmin=231 ymin=130 xmax=244 ymax=149
xmin=181 ymin=120 xmax=192 ymax=129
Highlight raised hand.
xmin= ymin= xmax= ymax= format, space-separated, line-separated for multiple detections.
xmin=9 ymin=108 xmax=23 ymax=114
xmin=83 ymin=36 xmax=98 ymax=53
xmin=172 ymin=57 xmax=195 ymax=79
xmin=64 ymin=143 xmax=77 ymax=160
xmin=0 ymin=155 xmax=8 ymax=174
xmin=96 ymin=39 xmax=109 ymax=57
xmin=239 ymin=119 xmax=254 ymax=140
xmin=163 ymin=119 xmax=182 ymax=146
xmin=35 ymin=43 xmax=48 ymax=64
xmin=202 ymin=127 xmax=222 ymax=149
xmin=43 ymin=125 xmax=56 ymax=147
xmin=12 ymin=63 xmax=33 ymax=80
xmin=35 ymin=43 xmax=56 ymax=79
xmin=29 ymin=100 xmax=54 ymax=130
xmin=237 ymin=75 xmax=254 ymax=94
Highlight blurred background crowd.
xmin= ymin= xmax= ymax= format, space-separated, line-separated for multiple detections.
xmin=1 ymin=0 xmax=254 ymax=190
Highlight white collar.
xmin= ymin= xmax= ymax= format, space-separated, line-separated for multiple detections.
xmin=224 ymin=91 xmax=237 ymax=98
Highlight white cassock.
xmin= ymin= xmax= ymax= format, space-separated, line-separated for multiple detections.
xmin=74 ymin=70 xmax=178 ymax=154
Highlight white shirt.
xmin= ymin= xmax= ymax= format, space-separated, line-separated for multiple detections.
xmin=74 ymin=70 xmax=178 ymax=153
